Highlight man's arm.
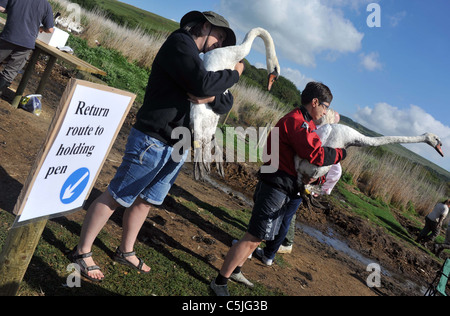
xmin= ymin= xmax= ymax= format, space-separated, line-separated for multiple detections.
xmin=0 ymin=6 xmax=6 ymax=13
xmin=40 ymin=2 xmax=54 ymax=34
xmin=40 ymin=26 xmax=54 ymax=33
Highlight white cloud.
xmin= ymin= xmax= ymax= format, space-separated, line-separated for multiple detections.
xmin=359 ymin=52 xmax=382 ymax=71
xmin=353 ymin=103 xmax=450 ymax=169
xmin=219 ymin=0 xmax=364 ymax=67
xmin=282 ymin=67 xmax=315 ymax=90
xmin=388 ymin=11 xmax=407 ymax=27
xmin=322 ymin=0 xmax=373 ymax=11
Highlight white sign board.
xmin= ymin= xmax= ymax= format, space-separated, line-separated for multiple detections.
xmin=13 ymin=79 xmax=135 ymax=226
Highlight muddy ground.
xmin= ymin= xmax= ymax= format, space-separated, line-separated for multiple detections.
xmin=0 ymin=59 xmax=444 ymax=296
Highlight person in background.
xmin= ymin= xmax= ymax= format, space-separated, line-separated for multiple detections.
xmin=434 ymin=221 xmax=450 ymax=257
xmin=417 ymin=199 xmax=450 ymax=244
xmin=0 ymin=0 xmax=54 ymax=93
xmin=70 ymin=10 xmax=244 ymax=282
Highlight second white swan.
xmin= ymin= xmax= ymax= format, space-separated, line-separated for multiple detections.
xmin=295 ymin=110 xmax=444 ymax=186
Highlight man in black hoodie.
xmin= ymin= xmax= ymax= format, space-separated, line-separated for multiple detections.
xmin=71 ymin=11 xmax=244 ymax=282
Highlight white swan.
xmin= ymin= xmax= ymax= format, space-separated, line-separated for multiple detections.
xmin=191 ymin=27 xmax=280 ymax=180
xmin=295 ymin=111 xmax=444 ymax=186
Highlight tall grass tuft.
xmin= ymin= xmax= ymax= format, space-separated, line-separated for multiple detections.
xmin=49 ymin=0 xmax=167 ymax=69
xmin=228 ymin=82 xmax=287 ymax=127
xmin=342 ymin=147 xmax=446 ymax=215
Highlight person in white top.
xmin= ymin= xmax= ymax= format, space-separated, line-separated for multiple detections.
xmin=434 ymin=224 xmax=450 ymax=257
xmin=417 ymin=199 xmax=450 ymax=244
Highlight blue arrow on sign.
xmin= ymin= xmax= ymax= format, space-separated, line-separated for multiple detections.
xmin=60 ymin=168 xmax=90 ymax=204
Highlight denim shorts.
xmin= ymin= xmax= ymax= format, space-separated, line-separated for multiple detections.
xmin=108 ymin=128 xmax=188 ymax=207
xmin=247 ymin=181 xmax=291 ymax=241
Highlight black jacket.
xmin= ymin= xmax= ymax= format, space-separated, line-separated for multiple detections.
xmin=134 ymin=29 xmax=240 ymax=146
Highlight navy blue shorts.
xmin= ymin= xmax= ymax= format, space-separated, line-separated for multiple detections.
xmin=247 ymin=181 xmax=291 ymax=241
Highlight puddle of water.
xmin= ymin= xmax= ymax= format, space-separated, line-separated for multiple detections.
xmin=204 ymin=176 xmax=254 ymax=206
xmin=296 ymin=222 xmax=430 ymax=294
xmin=296 ymin=222 xmax=391 ymax=276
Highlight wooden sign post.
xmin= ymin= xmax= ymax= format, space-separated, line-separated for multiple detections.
xmin=0 ymin=79 xmax=135 ymax=295
xmin=0 ymin=220 xmax=47 ymax=295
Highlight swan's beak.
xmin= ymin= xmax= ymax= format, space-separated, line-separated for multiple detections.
xmin=267 ymin=69 xmax=279 ymax=91
xmin=435 ymin=142 xmax=444 ymax=157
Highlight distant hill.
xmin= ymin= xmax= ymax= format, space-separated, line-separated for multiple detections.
xmin=67 ymin=0 xmax=179 ymax=35
xmin=240 ymin=60 xmax=302 ymax=109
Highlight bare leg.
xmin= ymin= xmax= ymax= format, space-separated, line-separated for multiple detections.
xmin=76 ymin=190 xmax=120 ymax=280
xmin=119 ymin=197 xmax=152 ymax=272
xmin=220 ymin=232 xmax=262 ymax=278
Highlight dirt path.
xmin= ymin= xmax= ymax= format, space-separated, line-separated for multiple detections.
xmin=0 ymin=62 xmax=441 ymax=296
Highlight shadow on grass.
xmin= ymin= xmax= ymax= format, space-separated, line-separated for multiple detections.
xmin=0 ymin=165 xmax=23 ymax=214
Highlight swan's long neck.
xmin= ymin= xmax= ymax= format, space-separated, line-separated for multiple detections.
xmin=357 ymin=135 xmax=427 ymax=147
xmin=239 ymin=28 xmax=278 ymax=72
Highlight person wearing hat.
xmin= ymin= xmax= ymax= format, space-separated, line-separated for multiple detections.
xmin=180 ymin=10 xmax=237 ymax=52
xmin=70 ymin=11 xmax=244 ymax=282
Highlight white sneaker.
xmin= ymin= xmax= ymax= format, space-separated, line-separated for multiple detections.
xmin=277 ymin=245 xmax=293 ymax=254
xmin=254 ymin=247 xmax=273 ymax=266
xmin=230 ymin=271 xmax=254 ymax=288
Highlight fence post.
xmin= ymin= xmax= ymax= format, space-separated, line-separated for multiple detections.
xmin=0 ymin=220 xmax=47 ymax=296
